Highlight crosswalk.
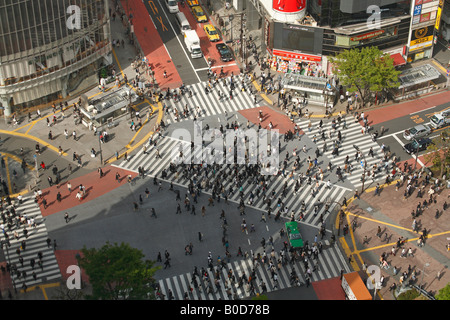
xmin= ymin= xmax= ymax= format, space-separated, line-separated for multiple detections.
xmin=162 ymin=76 xmax=259 ymax=124
xmin=296 ymin=116 xmax=388 ymax=189
xmin=156 ymin=241 xmax=351 ymax=300
xmin=0 ymin=196 xmax=61 ymax=289
xmin=118 ymin=134 xmax=349 ymax=228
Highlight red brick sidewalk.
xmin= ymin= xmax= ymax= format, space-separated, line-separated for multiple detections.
xmin=347 ymin=182 xmax=450 ymax=299
xmin=38 ymin=165 xmax=137 ymax=217
xmin=364 ymin=91 xmax=450 ymax=126
xmin=121 ymin=0 xmax=182 ymax=89
xmin=55 ymin=250 xmax=89 ymax=283
xmin=239 ymin=106 xmax=295 ymax=134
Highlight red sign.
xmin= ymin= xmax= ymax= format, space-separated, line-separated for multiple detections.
xmin=273 ymin=0 xmax=306 ymax=13
xmin=273 ymin=49 xmax=322 ymax=61
xmin=350 ymin=30 xmax=385 ymax=41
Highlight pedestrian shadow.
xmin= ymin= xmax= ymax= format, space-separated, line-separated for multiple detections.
xmin=102 ymin=169 xmax=111 ymax=177
xmin=62 ymin=194 xmax=71 ymax=201
xmin=52 ymin=134 xmax=61 ymax=140
xmin=77 ymin=134 xmax=85 ymax=140
xmin=67 ymin=214 xmax=77 ymax=222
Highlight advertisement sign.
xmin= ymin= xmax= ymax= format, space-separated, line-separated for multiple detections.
xmin=435 ymin=0 xmax=444 ymax=31
xmin=272 ymin=0 xmax=306 ymax=13
xmin=414 ymin=5 xmax=422 ymax=16
xmin=273 ymin=49 xmax=322 ymax=61
xmin=350 ymin=30 xmax=385 ymax=41
xmin=409 ymin=26 xmax=434 ymax=52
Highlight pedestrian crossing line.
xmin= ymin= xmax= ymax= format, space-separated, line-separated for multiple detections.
xmin=0 ymin=196 xmax=62 ymax=288
xmin=164 ymin=79 xmax=258 ymax=125
xmin=296 ymin=117 xmax=387 ymax=188
xmin=156 ymin=242 xmax=351 ymax=300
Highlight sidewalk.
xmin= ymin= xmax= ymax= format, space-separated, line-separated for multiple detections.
xmin=340 ymin=180 xmax=449 ymax=300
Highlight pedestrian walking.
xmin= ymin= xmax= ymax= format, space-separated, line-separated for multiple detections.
xmin=64 ymin=212 xmax=69 ymax=223
xmin=198 ymin=232 xmax=203 ymax=242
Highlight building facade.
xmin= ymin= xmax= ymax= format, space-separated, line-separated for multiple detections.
xmin=244 ymin=0 xmax=444 ymax=74
xmin=0 ymin=0 xmax=112 ymax=116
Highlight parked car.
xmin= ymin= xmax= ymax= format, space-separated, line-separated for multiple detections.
xmin=203 ymin=24 xmax=220 ymax=42
xmin=403 ymin=124 xmax=431 ymax=141
xmin=403 ymin=137 xmax=433 ymax=154
xmin=216 ymin=43 xmax=233 ymax=62
xmin=191 ymin=5 xmax=207 ymax=23
xmin=165 ymin=0 xmax=179 ymax=13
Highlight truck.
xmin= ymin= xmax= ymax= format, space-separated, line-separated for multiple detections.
xmin=184 ymin=30 xmax=202 ymax=59
xmin=429 ymin=110 xmax=450 ymax=129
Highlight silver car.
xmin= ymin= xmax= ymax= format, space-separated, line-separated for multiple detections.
xmin=403 ymin=124 xmax=431 ymax=141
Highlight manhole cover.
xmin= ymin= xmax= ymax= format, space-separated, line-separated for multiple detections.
xmin=177 ymin=65 xmax=182 ymax=67
xmin=366 ymin=207 xmax=373 ymax=212
xmin=167 ymin=60 xmax=171 ymax=63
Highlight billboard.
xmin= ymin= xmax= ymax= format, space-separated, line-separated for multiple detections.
xmin=273 ymin=0 xmax=306 ymax=13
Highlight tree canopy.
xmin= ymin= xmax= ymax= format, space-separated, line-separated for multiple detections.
xmin=77 ymin=242 xmax=160 ymax=300
xmin=424 ymin=128 xmax=450 ymax=178
xmin=435 ymin=283 xmax=450 ymax=300
xmin=330 ymin=46 xmax=401 ymax=106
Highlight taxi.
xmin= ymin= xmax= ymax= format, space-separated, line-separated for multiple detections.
xmin=187 ymin=0 xmax=199 ymax=6
xmin=191 ymin=5 xmax=208 ymax=23
xmin=203 ymin=24 xmax=220 ymax=42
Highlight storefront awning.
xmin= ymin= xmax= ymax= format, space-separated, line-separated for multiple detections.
xmin=391 ymin=53 xmax=406 ymax=66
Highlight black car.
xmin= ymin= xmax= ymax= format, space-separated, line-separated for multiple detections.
xmin=216 ymin=43 xmax=233 ymax=62
xmin=403 ymin=138 xmax=432 ymax=154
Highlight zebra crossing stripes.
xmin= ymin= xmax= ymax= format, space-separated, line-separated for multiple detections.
xmin=163 ymin=78 xmax=258 ymax=124
xmin=296 ymin=117 xmax=387 ymax=188
xmin=117 ymin=134 xmax=349 ymax=228
xmin=0 ymin=196 xmax=61 ymax=288
xmin=156 ymin=243 xmax=350 ymax=300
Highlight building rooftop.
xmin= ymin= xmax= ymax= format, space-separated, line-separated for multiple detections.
xmin=398 ymin=64 xmax=441 ymax=89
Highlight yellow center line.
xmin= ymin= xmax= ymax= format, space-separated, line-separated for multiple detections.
xmin=25 ymin=121 xmax=36 ymax=135
xmin=13 ymin=121 xmax=32 ymax=133
xmin=0 ymin=129 xmax=67 ymax=156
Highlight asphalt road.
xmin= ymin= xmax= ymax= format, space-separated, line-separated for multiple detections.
xmin=375 ymin=100 xmax=450 ymax=164
xmin=144 ymin=0 xmax=209 ymax=85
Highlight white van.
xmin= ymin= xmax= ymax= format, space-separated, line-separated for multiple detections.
xmin=165 ymin=0 xmax=179 ymax=13
xmin=175 ymin=12 xmax=191 ymax=34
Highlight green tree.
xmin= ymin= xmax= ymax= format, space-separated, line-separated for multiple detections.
xmin=77 ymin=242 xmax=160 ymax=300
xmin=424 ymin=128 xmax=450 ymax=178
xmin=435 ymin=283 xmax=450 ymax=300
xmin=330 ymin=47 xmax=401 ymax=107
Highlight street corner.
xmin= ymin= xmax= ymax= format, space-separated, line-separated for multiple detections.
xmin=54 ymin=250 xmax=89 ymax=284
xmin=0 ymin=151 xmax=36 ymax=196
xmin=396 ymin=155 xmax=430 ymax=171
xmin=346 ymin=182 xmax=450 ymax=296
xmin=238 ymin=105 xmax=295 ymax=134
xmin=37 ymin=165 xmax=138 ymax=217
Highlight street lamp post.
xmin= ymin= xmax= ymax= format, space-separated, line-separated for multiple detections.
xmin=413 ymin=138 xmax=420 ymax=172
xmin=98 ymin=133 xmax=103 ymax=165
xmin=420 ymin=262 xmax=430 ymax=289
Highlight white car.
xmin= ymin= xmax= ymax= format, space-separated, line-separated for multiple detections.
xmin=165 ymin=0 xmax=179 ymax=13
xmin=403 ymin=124 xmax=431 ymax=141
